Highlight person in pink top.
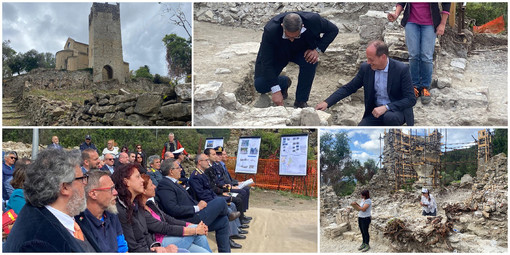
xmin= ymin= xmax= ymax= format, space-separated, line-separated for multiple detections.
xmin=388 ymin=3 xmax=451 ymax=105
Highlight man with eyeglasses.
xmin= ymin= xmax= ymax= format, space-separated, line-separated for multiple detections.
xmin=3 ymin=151 xmax=18 ymax=201
xmin=4 ymin=149 xmax=100 ymax=252
xmin=100 ymin=153 xmax=115 ymax=174
xmin=156 ymin=159 xmax=239 ymax=252
xmin=254 ymin=12 xmax=338 ymax=108
xmin=81 ymin=148 xmax=101 ymax=174
xmin=75 ymin=170 xmax=128 ymax=252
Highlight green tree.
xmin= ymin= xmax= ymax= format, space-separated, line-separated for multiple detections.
xmin=493 ymin=129 xmax=507 ymax=155
xmin=6 ymin=53 xmax=24 ymax=75
xmin=134 ymin=65 xmax=153 ymax=79
xmin=320 ymin=132 xmax=351 ymax=185
xmin=2 ymin=40 xmax=16 ymax=77
xmin=163 ymin=34 xmax=191 ymax=81
xmin=466 ymin=2 xmax=507 ymax=30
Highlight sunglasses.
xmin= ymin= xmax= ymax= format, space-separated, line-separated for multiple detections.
xmin=9 ymin=157 xmax=18 ymax=160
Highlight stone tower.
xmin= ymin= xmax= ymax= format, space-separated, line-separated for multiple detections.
xmin=88 ymin=2 xmax=128 ymax=84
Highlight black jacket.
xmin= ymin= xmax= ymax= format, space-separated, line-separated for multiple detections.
xmin=255 ymin=11 xmax=338 ymax=86
xmin=324 ymin=58 xmax=416 ymax=126
xmin=155 ymin=176 xmax=201 ymax=223
xmin=398 ymin=3 xmax=451 ymax=32
xmin=116 ymin=199 xmax=157 ymax=252
xmin=144 ymin=200 xmax=187 ymax=237
xmin=4 ymin=204 xmax=87 ymax=252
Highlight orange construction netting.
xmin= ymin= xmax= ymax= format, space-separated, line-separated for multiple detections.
xmin=225 ymin=157 xmax=318 ymax=197
xmin=473 ymin=16 xmax=506 ymax=34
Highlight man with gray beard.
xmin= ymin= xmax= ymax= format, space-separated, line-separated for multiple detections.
xmin=4 ymin=149 xmax=98 ymax=252
xmin=75 ymin=170 xmax=128 ymax=252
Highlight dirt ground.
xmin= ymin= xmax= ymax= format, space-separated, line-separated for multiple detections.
xmin=193 ymin=21 xmax=507 ymax=126
xmin=206 ymin=188 xmax=318 ymax=253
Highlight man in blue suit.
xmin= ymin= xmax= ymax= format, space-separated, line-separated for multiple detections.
xmin=316 ymin=40 xmax=416 ymax=126
xmin=155 ymin=159 xmax=240 ymax=252
xmin=255 ymin=12 xmax=338 ymax=108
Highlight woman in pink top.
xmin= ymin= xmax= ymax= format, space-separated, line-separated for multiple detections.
xmin=388 ymin=3 xmax=451 ymax=105
xmin=138 ymin=174 xmax=211 ymax=253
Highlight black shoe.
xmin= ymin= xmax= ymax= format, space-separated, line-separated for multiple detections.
xmin=230 ymin=239 xmax=242 ymax=249
xmin=241 ymin=218 xmax=251 ymax=225
xmin=231 ymin=234 xmax=247 ymax=240
xmin=239 ymin=224 xmax=249 ymax=229
xmin=238 ymin=229 xmax=249 ymax=234
xmin=282 ymin=77 xmax=292 ymax=100
xmin=228 ymin=211 xmax=241 ymax=221
xmin=293 ymin=101 xmax=308 ymax=108
xmin=243 ymin=216 xmax=253 ymax=221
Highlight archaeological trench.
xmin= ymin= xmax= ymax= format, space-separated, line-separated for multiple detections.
xmin=321 ymin=130 xmax=508 ymax=253
xmin=193 ymin=2 xmax=507 ymax=126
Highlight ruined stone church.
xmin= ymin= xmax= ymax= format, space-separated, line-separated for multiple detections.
xmin=55 ymin=2 xmax=129 ymax=84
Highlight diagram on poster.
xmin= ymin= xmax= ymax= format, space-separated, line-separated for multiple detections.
xmin=235 ymin=136 xmax=261 ymax=174
xmin=204 ymin=138 xmax=224 ymax=149
xmin=279 ymin=134 xmax=308 ymax=176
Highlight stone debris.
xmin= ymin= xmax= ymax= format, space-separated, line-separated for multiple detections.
xmin=321 ymin=153 xmax=508 ymax=253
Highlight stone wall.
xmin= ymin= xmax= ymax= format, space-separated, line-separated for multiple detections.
xmin=194 ymin=2 xmax=390 ymax=29
xmin=17 ymin=83 xmax=191 ymax=126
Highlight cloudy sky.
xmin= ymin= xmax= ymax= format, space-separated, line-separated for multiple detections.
xmin=321 ymin=128 xmax=485 ymax=165
xmin=2 ymin=2 xmax=191 ymax=76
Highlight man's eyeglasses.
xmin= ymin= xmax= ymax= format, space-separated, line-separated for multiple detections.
xmin=73 ymin=173 xmax=89 ymax=185
xmin=106 ymin=158 xmax=114 ymax=161
xmin=91 ymin=185 xmax=115 ymax=193
xmin=9 ymin=156 xmax=18 ymax=160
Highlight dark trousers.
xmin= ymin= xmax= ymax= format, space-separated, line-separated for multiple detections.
xmin=197 ymin=198 xmax=231 ymax=252
xmin=254 ymin=52 xmax=318 ymax=102
xmin=422 ymin=209 xmax=437 ymax=216
xmin=231 ymin=187 xmax=250 ymax=212
xmin=358 ymin=217 xmax=371 ymax=245
xmin=358 ymin=110 xmax=405 ymax=126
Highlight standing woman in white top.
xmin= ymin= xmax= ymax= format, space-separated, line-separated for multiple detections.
xmin=102 ymin=139 xmax=120 ymax=158
xmin=351 ymin=189 xmax=372 ymax=252
xmin=420 ymin=188 xmax=437 ymax=216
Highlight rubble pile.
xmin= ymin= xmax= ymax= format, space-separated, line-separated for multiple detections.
xmin=321 ymin=153 xmax=508 ymax=252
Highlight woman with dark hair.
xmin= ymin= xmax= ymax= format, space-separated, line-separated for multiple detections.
xmin=6 ymin=158 xmax=31 ymax=214
xmin=120 ymin=146 xmax=129 ymax=154
xmin=136 ymin=153 xmax=147 ymax=173
xmin=420 ymin=188 xmax=437 ymax=216
xmin=111 ymin=163 xmax=181 ymax=253
xmin=135 ymin=144 xmax=147 ymax=168
xmin=138 ymin=174 xmax=211 ymax=253
xmin=351 ymin=189 xmax=372 ymax=252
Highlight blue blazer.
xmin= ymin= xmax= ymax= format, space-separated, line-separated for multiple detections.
xmin=4 ymin=204 xmax=85 ymax=252
xmin=324 ymin=58 xmax=416 ymax=125
xmin=155 ymin=177 xmax=201 ymax=223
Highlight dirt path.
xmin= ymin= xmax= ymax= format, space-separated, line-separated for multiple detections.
xmin=206 ymin=188 xmax=318 ymax=253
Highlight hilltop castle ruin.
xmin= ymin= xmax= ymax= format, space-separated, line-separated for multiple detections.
xmin=55 ymin=2 xmax=129 ymax=84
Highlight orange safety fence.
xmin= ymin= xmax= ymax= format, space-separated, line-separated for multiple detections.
xmin=224 ymin=157 xmax=318 ymax=197
xmin=473 ymin=16 xmax=505 ymax=34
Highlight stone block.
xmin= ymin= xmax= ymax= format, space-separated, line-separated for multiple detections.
xmin=215 ymin=68 xmax=232 ymax=74
xmin=194 ymin=81 xmax=224 ymax=101
xmin=450 ymin=58 xmax=467 ymax=70
xmin=300 ymin=108 xmax=322 ymax=126
xmin=220 ymin=92 xmax=238 ymax=110
xmin=160 ymin=103 xmax=191 ymax=120
xmin=194 ymin=106 xmax=228 ymax=126
xmin=127 ymin=114 xmax=149 ymax=125
xmin=437 ymin=77 xmax=452 ymax=89
xmin=324 ymin=223 xmax=351 ymax=238
xmin=175 ymin=83 xmax=191 ymax=101
xmin=98 ymin=98 xmax=109 ymax=106
xmin=134 ymin=93 xmax=162 ymax=115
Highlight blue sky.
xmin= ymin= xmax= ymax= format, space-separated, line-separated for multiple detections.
xmin=321 ymin=128 xmax=488 ymax=165
xmin=2 ymin=2 xmax=191 ymax=76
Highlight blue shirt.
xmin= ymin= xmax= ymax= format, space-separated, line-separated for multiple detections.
xmin=374 ymin=58 xmax=390 ymax=107
xmin=78 ymin=209 xmax=128 ymax=253
xmin=5 ymin=189 xmax=26 ymax=214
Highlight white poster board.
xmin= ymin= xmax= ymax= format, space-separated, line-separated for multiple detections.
xmin=279 ymin=134 xmax=309 ymax=176
xmin=204 ymin=138 xmax=224 ymax=150
xmin=235 ymin=136 xmax=261 ymax=174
